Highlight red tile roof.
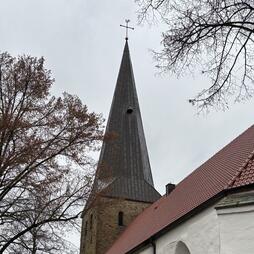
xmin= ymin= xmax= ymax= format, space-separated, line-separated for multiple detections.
xmin=106 ymin=125 xmax=254 ymax=254
xmin=230 ymin=151 xmax=254 ymax=188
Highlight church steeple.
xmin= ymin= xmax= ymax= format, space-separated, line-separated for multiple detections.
xmin=93 ymin=40 xmax=160 ymax=203
xmin=80 ymin=40 xmax=160 ymax=254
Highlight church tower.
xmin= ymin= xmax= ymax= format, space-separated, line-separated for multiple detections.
xmin=80 ymin=39 xmax=161 ymax=254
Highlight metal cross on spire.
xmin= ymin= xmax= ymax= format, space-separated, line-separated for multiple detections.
xmin=120 ymin=19 xmax=134 ymax=40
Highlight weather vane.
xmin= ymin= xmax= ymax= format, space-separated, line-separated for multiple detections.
xmin=120 ymin=19 xmax=134 ymax=40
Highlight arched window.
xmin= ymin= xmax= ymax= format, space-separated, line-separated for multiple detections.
xmin=118 ymin=211 xmax=124 ymax=226
xmin=175 ymin=241 xmax=191 ymax=254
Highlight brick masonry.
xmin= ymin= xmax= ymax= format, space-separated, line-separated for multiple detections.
xmin=80 ymin=196 xmax=151 ymax=254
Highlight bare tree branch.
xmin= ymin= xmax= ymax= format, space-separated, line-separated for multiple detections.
xmin=136 ymin=0 xmax=254 ymax=110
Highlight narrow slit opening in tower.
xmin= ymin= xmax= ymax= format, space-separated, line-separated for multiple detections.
xmin=118 ymin=211 xmax=124 ymax=226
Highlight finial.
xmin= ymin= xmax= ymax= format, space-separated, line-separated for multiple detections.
xmin=120 ymin=19 xmax=134 ymax=40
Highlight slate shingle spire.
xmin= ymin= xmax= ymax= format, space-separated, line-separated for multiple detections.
xmin=93 ymin=40 xmax=160 ymax=203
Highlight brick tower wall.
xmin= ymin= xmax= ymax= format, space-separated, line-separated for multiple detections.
xmin=80 ymin=197 xmax=151 ymax=254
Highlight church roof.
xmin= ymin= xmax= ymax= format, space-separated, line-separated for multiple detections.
xmin=91 ymin=40 xmax=161 ymax=204
xmin=106 ymin=125 xmax=254 ymax=254
xmin=230 ymin=148 xmax=254 ymax=188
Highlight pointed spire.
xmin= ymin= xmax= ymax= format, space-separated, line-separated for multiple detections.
xmin=93 ymin=41 xmax=160 ymax=203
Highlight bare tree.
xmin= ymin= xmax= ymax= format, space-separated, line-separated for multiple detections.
xmin=136 ymin=0 xmax=254 ymax=110
xmin=0 ymin=52 xmax=103 ymax=253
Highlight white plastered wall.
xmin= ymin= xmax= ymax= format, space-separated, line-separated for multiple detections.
xmin=137 ymin=193 xmax=254 ymax=254
xmin=217 ymin=204 xmax=254 ymax=254
xmin=138 ymin=247 xmax=153 ymax=254
xmin=156 ymin=206 xmax=220 ymax=254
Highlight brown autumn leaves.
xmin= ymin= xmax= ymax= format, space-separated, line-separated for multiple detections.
xmin=0 ymin=53 xmax=104 ymax=253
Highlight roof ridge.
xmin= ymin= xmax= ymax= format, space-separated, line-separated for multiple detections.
xmin=227 ymin=148 xmax=254 ymax=189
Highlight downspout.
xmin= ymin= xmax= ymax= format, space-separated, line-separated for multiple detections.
xmin=151 ymin=238 xmax=156 ymax=254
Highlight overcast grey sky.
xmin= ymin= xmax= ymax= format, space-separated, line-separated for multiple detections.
xmin=1 ymin=0 xmax=254 ymax=197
